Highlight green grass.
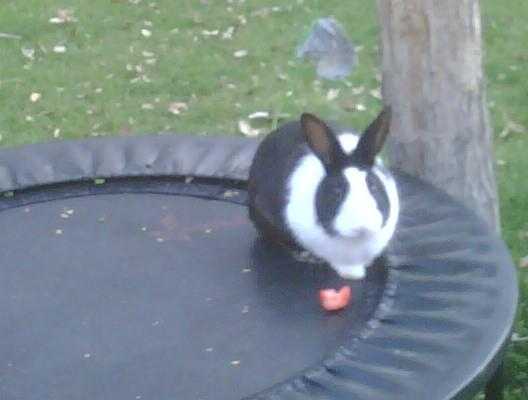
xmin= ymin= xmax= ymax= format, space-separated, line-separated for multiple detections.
xmin=0 ymin=0 xmax=381 ymax=145
xmin=483 ymin=1 xmax=528 ymax=398
xmin=0 ymin=0 xmax=527 ymax=398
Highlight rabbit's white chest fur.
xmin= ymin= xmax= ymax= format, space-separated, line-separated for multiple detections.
xmin=284 ymin=133 xmax=399 ymax=279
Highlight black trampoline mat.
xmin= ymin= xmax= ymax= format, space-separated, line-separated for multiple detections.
xmin=0 ymin=134 xmax=518 ymax=400
xmin=0 ymin=184 xmax=386 ymax=400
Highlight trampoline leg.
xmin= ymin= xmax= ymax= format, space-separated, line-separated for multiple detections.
xmin=485 ymin=362 xmax=505 ymax=400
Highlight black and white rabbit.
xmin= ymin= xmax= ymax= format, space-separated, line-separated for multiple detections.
xmin=248 ymin=108 xmax=399 ymax=279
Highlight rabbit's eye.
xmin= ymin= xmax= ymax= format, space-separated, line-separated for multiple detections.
xmin=332 ymin=185 xmax=344 ymax=196
xmin=315 ymin=174 xmax=349 ymax=234
xmin=325 ymin=180 xmax=346 ymax=203
xmin=367 ymin=171 xmax=390 ymax=224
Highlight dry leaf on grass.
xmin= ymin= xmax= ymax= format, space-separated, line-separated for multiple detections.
xmin=251 ymin=6 xmax=283 ymax=17
xmin=222 ymin=26 xmax=235 ymax=40
xmin=247 ymin=111 xmax=290 ymax=122
xmin=520 ymin=256 xmax=528 ymax=269
xmin=30 ymin=92 xmax=41 ymax=102
xmin=53 ymin=45 xmax=67 ymax=53
xmin=201 ymin=29 xmax=219 ymax=37
xmin=21 ymin=47 xmax=35 ymax=60
xmin=326 ymin=88 xmax=340 ymax=101
xmin=370 ymin=88 xmax=382 ymax=99
xmin=238 ymin=120 xmax=261 ymax=137
xmin=0 ymin=32 xmax=21 ymax=40
xmin=168 ymin=102 xmax=188 ymax=115
xmin=234 ymin=49 xmax=248 ymax=58
xmin=351 ymin=86 xmax=365 ymax=95
xmin=499 ymin=119 xmax=526 ymax=139
xmin=49 ymin=9 xmax=77 ymax=24
xmin=340 ymin=98 xmax=366 ymax=112
xmin=512 ymin=333 xmax=528 ymax=342
xmin=248 ymin=111 xmax=270 ymax=120
xmin=237 ymin=15 xmax=247 ymax=25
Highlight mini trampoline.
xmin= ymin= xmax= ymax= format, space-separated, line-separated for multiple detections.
xmin=0 ymin=133 xmax=518 ymax=400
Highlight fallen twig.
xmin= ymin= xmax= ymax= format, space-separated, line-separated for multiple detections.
xmin=511 ymin=333 xmax=528 ymax=343
xmin=0 ymin=32 xmax=21 ymax=40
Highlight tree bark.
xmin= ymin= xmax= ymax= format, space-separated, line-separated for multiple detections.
xmin=377 ymin=0 xmax=500 ymax=232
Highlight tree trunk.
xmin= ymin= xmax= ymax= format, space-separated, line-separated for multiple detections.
xmin=377 ymin=0 xmax=500 ymax=232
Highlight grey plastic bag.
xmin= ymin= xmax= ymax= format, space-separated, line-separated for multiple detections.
xmin=296 ymin=17 xmax=357 ymax=80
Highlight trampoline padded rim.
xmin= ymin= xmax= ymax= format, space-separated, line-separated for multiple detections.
xmin=0 ymin=133 xmax=519 ymax=400
xmin=0 ymin=134 xmax=259 ymax=193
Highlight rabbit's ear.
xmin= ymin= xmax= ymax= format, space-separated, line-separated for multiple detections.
xmin=353 ymin=107 xmax=392 ymax=166
xmin=301 ymin=113 xmax=345 ymax=169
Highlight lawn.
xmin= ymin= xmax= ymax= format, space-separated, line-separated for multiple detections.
xmin=0 ymin=0 xmax=527 ymax=398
